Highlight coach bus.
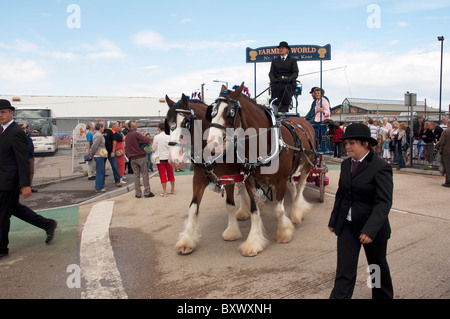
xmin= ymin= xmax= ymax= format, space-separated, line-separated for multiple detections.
xmin=14 ymin=108 xmax=59 ymax=154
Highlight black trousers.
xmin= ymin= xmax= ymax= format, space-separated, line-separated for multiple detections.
xmin=271 ymin=82 xmax=295 ymax=112
xmin=0 ymin=190 xmax=53 ymax=254
xmin=330 ymin=220 xmax=394 ymax=299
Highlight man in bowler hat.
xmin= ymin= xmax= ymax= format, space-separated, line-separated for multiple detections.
xmin=0 ymin=99 xmax=57 ymax=259
xmin=269 ymin=41 xmax=299 ymax=113
xmin=328 ymin=123 xmax=394 ymax=299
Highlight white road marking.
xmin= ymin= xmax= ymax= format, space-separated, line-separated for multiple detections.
xmin=80 ymin=201 xmax=128 ymax=299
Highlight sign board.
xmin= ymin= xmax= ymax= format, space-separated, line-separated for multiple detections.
xmin=72 ymin=123 xmax=88 ymax=173
xmin=246 ymin=44 xmax=331 ymax=63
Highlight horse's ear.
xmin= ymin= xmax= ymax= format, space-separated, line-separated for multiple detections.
xmin=220 ymin=85 xmax=227 ymax=92
xmin=231 ymin=82 xmax=244 ymax=97
xmin=164 ymin=118 xmax=171 ymax=135
xmin=181 ymin=93 xmax=189 ymax=107
xmin=166 ymin=95 xmax=175 ymax=108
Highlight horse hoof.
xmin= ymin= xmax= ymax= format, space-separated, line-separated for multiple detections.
xmin=177 ymin=247 xmax=194 ymax=255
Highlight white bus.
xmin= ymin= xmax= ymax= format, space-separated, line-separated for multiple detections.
xmin=14 ymin=108 xmax=59 ymax=154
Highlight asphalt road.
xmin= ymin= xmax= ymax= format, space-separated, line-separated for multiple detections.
xmin=1 ymin=150 xmax=449 ymax=303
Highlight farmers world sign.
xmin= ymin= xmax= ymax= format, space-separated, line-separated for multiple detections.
xmin=246 ymin=44 xmax=331 ymax=63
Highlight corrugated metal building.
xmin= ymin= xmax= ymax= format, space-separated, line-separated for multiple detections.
xmin=331 ymin=97 xmax=443 ymax=123
xmin=1 ymin=94 xmax=217 ymax=132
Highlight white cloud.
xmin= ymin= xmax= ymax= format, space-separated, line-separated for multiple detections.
xmin=87 ymin=38 xmax=126 ymax=59
xmin=180 ymin=18 xmax=192 ymax=24
xmin=0 ymin=55 xmax=47 ymax=84
xmin=131 ymin=30 xmax=256 ymax=52
xmin=396 ymin=21 xmax=409 ymax=27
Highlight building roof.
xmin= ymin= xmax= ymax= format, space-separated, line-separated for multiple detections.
xmin=331 ymin=97 xmax=444 ymax=123
xmin=0 ymin=94 xmax=217 ymax=119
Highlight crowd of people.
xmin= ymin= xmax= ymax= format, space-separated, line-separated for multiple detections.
xmin=331 ymin=116 xmax=448 ymax=168
xmin=84 ymin=119 xmax=177 ymax=198
xmin=329 ymin=115 xmax=450 ymax=187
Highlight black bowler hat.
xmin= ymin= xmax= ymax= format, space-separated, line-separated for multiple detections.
xmin=278 ymin=41 xmax=291 ymax=50
xmin=342 ymin=123 xmax=378 ymax=146
xmin=0 ymin=99 xmax=15 ymax=111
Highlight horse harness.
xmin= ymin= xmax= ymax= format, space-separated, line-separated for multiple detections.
xmin=206 ymin=91 xmax=317 ymax=187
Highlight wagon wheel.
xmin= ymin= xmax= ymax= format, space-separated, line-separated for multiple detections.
xmin=318 ymin=154 xmax=325 ymax=202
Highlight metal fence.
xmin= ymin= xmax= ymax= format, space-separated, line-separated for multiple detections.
xmin=408 ymin=139 xmax=441 ymax=170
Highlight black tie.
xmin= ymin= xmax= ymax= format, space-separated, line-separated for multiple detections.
xmin=0 ymin=126 xmax=3 ymax=134
xmin=351 ymin=160 xmax=360 ymax=176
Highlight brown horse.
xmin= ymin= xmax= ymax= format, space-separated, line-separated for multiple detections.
xmin=165 ymin=94 xmax=251 ymax=255
xmin=206 ymin=83 xmax=317 ymax=256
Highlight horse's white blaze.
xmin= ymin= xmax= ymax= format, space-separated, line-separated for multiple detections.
xmin=275 ymin=200 xmax=295 ymax=243
xmin=175 ymin=203 xmax=200 ymax=254
xmin=222 ymin=203 xmax=242 ymax=241
xmin=206 ymin=126 xmax=225 ymax=154
xmin=206 ymin=102 xmax=229 ymax=153
xmin=168 ymin=145 xmax=186 ymax=170
xmin=239 ymin=212 xmax=268 ymax=257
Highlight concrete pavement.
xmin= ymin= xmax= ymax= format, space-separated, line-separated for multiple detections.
xmin=1 ymin=151 xmax=449 ymax=300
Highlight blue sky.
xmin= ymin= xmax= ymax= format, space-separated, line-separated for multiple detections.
xmin=0 ymin=0 xmax=449 ymax=115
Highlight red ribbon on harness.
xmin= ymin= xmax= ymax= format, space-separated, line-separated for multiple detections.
xmin=220 ymin=175 xmax=244 ymax=185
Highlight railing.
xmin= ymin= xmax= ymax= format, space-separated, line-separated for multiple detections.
xmin=408 ymin=139 xmax=440 ymax=170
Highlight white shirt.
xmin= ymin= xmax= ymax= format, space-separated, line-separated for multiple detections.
xmin=346 ymin=151 xmax=370 ymax=221
xmin=1 ymin=119 xmax=14 ymax=132
xmin=152 ymin=132 xmax=171 ymax=161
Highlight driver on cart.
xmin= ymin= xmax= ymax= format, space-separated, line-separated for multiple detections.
xmin=269 ymin=41 xmax=299 ymax=114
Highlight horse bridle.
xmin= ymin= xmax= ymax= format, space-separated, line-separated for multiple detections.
xmin=207 ymin=92 xmax=243 ymax=131
xmin=166 ymin=103 xmax=198 ymax=146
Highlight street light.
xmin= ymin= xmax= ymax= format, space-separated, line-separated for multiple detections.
xmin=438 ymin=36 xmax=445 ymax=124
xmin=213 ymin=80 xmax=228 ymax=88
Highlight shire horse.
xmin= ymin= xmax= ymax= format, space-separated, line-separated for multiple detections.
xmin=164 ymin=94 xmax=251 ymax=255
xmin=206 ymin=83 xmax=317 ymax=257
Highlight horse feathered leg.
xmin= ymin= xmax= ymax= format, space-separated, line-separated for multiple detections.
xmin=235 ymin=185 xmax=251 ymax=221
xmin=175 ymin=199 xmax=201 ymax=255
xmin=175 ymin=173 xmax=206 ymax=255
xmin=239 ymin=185 xmax=268 ymax=257
xmin=222 ymin=185 xmax=242 ymax=241
xmin=290 ymin=165 xmax=312 ymax=225
xmin=275 ymin=200 xmax=295 ymax=243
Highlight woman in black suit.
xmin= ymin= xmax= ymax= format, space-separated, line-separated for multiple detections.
xmin=328 ymin=123 xmax=394 ymax=299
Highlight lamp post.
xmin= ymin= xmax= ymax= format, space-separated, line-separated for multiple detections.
xmin=213 ymin=80 xmax=228 ymax=89
xmin=438 ymin=36 xmax=445 ymax=124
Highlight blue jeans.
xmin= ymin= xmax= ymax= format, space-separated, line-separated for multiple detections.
xmin=107 ymin=154 xmax=121 ymax=183
xmin=94 ymin=157 xmax=106 ymax=190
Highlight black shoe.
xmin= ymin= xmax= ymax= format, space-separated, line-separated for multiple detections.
xmin=144 ymin=192 xmax=155 ymax=198
xmin=442 ymin=183 xmax=450 ymax=188
xmin=45 ymin=220 xmax=57 ymax=245
xmin=88 ymin=176 xmax=96 ymax=180
xmin=135 ymin=195 xmax=142 ymax=198
xmin=31 ymin=188 xmax=38 ymax=193
xmin=0 ymin=251 xmax=8 ymax=260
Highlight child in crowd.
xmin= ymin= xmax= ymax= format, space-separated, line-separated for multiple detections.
xmin=382 ymin=132 xmax=391 ymax=163
xmin=376 ymin=134 xmax=383 ymax=158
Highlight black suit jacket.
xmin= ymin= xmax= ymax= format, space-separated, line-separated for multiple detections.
xmin=269 ymin=56 xmax=299 ymax=84
xmin=328 ymin=152 xmax=393 ymax=242
xmin=0 ymin=121 xmax=31 ymax=191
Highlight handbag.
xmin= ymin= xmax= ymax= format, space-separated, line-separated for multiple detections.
xmin=151 ymin=153 xmax=160 ymax=165
xmin=115 ymin=149 xmax=124 ymax=157
xmin=98 ymin=148 xmax=108 ymax=158
xmin=142 ymin=144 xmax=152 ymax=154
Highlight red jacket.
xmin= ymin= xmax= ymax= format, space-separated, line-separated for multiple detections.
xmin=333 ymin=127 xmax=343 ymax=143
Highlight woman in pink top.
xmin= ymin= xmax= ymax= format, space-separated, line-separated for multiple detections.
xmin=309 ymin=88 xmax=331 ymax=124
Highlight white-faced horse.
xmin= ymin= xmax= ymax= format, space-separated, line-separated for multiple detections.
xmin=206 ymin=83 xmax=317 ymax=256
xmin=165 ymin=94 xmax=251 ymax=255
